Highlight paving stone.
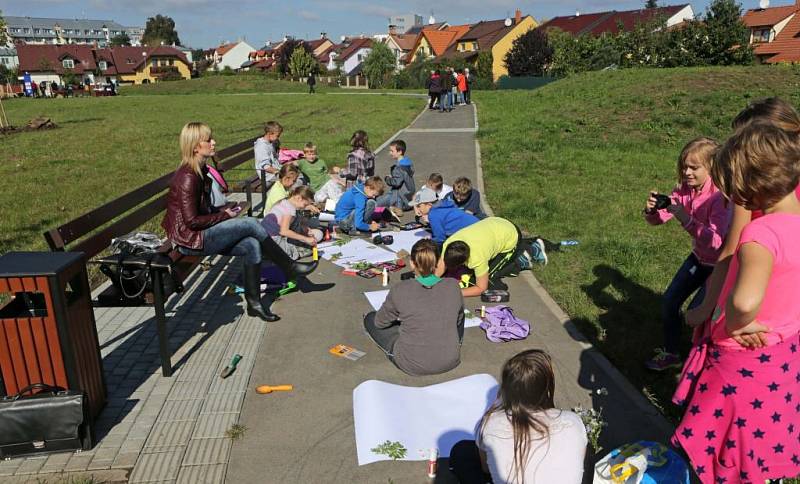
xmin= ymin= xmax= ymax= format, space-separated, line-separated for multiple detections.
xmin=0 ymin=459 xmax=22 ymax=476
xmin=120 ymin=438 xmax=147 ymax=454
xmin=128 ymin=422 xmax=155 ymax=440
xmin=182 ymin=438 xmax=231 ymax=466
xmin=207 ymin=370 xmax=251 ymax=394
xmin=192 ymin=413 xmax=239 ymax=439
xmin=175 ymin=364 xmax=217 ymax=382
xmin=14 ymin=456 xmax=47 ymax=475
xmin=201 ymin=391 xmax=245 ymax=414
xmin=111 ymin=451 xmax=140 ymax=469
xmin=39 ymin=452 xmax=71 ymax=473
xmin=167 ymin=381 xmax=210 ymax=400
xmin=157 ymin=399 xmax=203 ymax=422
xmin=63 ymin=453 xmax=93 ymax=472
xmin=176 ymin=463 xmax=226 ymax=484
xmin=144 ymin=420 xmax=194 ymax=449
xmin=128 ymin=448 xmax=184 ymax=483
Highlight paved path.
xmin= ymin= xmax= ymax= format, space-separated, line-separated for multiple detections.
xmin=226 ymin=103 xmax=673 ymax=484
xmin=0 ymin=101 xmax=672 ymax=484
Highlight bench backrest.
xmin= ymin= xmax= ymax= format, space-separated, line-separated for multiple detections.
xmin=44 ymin=136 xmax=259 ymax=257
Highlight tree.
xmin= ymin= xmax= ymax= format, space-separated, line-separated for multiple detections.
xmin=645 ymin=0 xmax=659 ymax=8
xmin=362 ymin=41 xmax=395 ymax=88
xmin=0 ymin=10 xmax=8 ymax=46
xmin=288 ymin=48 xmax=317 ymax=78
xmin=504 ymin=28 xmax=553 ymax=76
xmin=141 ymin=14 xmax=180 ymax=47
xmin=110 ymin=32 xmax=131 ymax=47
xmin=475 ymin=51 xmax=494 ymax=80
xmin=278 ymin=39 xmax=309 ymax=76
xmin=702 ymin=0 xmax=753 ymax=65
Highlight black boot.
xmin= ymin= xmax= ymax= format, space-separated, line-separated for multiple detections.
xmin=260 ymin=237 xmax=318 ymax=279
xmin=244 ymin=263 xmax=280 ymax=322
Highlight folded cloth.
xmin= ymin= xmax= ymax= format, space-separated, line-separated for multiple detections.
xmin=279 ymin=149 xmax=304 ymax=164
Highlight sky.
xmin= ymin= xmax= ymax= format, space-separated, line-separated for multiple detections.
xmin=0 ymin=0 xmax=771 ymax=49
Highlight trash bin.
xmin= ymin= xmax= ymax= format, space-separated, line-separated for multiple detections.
xmin=0 ymin=252 xmax=106 ymax=417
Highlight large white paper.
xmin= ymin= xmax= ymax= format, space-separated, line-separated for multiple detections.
xmin=378 ymin=229 xmax=430 ymax=254
xmin=353 ymin=374 xmax=499 ymax=465
xmin=318 ymin=238 xmax=397 ymax=268
xmin=364 ymin=290 xmax=483 ymax=328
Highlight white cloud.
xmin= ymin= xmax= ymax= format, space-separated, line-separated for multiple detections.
xmin=297 ymin=9 xmax=321 ymax=21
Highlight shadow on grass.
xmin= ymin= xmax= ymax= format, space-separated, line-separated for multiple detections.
xmin=61 ymin=117 xmax=106 ymax=125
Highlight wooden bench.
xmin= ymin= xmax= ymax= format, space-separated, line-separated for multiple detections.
xmin=43 ymin=136 xmax=259 ymax=377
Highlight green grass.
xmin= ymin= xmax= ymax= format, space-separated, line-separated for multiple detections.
xmin=120 ymin=73 xmax=335 ymax=96
xmin=0 ymin=91 xmax=422 ymax=256
xmin=475 ymin=65 xmax=800 ymax=421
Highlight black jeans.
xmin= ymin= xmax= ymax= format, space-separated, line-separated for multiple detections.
xmin=662 ymin=253 xmax=712 ymax=353
xmin=449 ymin=440 xmax=492 ymax=484
xmin=429 ymin=92 xmax=438 ymax=109
xmin=487 ymin=225 xmax=524 ymax=282
xmin=464 ymin=89 xmax=471 ymax=104
xmin=363 ymin=311 xmax=398 ymax=360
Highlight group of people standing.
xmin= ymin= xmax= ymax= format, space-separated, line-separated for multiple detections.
xmin=426 ymin=67 xmax=472 ymax=112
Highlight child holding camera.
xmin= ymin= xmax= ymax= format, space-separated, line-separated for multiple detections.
xmin=672 ymin=122 xmax=800 ymax=484
xmin=643 ymin=137 xmax=730 ymax=371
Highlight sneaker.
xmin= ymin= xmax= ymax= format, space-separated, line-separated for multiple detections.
xmin=528 ymin=238 xmax=548 ymax=265
xmin=644 ymin=349 xmax=682 ymax=371
xmin=389 ymin=206 xmax=404 ymax=220
xmin=516 ymin=250 xmax=533 ymax=271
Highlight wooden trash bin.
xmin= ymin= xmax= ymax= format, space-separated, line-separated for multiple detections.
xmin=0 ymin=252 xmax=106 ymax=418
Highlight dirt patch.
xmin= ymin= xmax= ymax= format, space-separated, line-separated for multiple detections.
xmin=0 ymin=117 xmax=59 ymax=135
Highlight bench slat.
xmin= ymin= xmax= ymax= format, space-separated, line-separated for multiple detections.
xmin=70 ymin=195 xmax=167 ymax=259
xmin=214 ymin=136 xmax=258 ymax=160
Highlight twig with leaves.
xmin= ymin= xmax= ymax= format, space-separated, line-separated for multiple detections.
xmin=572 ymin=406 xmax=606 ymax=453
xmin=371 ymin=440 xmax=408 ymax=460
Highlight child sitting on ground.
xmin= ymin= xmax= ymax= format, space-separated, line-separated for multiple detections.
xmin=426 ymin=172 xmax=453 ymax=199
xmin=444 ymin=177 xmax=487 ymax=219
xmin=261 ymin=186 xmax=323 ymax=260
xmin=334 ymin=176 xmax=385 ymax=234
xmin=363 ymin=239 xmax=464 ymax=376
xmin=254 ymin=121 xmax=283 ymax=185
xmin=265 ymin=164 xmax=300 ymax=212
xmin=672 ymin=122 xmax=800 ymax=484
xmin=378 ymin=140 xmax=415 ymax=213
xmin=297 ymin=142 xmax=345 ymax=205
xmin=410 ymin=187 xmax=478 ymax=244
xmin=643 ymin=137 xmax=730 ymax=371
xmin=449 ymin=350 xmax=587 ymax=483
xmin=333 ymin=130 xmax=375 ymax=189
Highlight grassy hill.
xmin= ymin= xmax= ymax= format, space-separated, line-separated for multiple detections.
xmin=474 ymin=65 xmax=800 ymax=420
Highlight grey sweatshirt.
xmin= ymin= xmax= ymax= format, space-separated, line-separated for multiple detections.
xmin=375 ymin=278 xmax=464 ymax=376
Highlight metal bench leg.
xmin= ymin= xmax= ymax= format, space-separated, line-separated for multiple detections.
xmin=151 ymin=269 xmax=173 ymax=377
xmin=260 ymin=170 xmax=268 ymax=217
xmin=245 ymin=184 xmax=253 ymax=217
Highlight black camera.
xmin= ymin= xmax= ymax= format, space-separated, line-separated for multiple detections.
xmin=652 ymin=193 xmax=672 ymax=210
xmin=372 ymin=234 xmax=394 ymax=245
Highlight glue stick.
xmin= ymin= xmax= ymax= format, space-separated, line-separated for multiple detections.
xmin=312 ymin=246 xmax=319 ymax=261
xmin=480 ymin=305 xmax=485 ymax=318
xmin=382 ymin=267 xmax=388 ymax=287
xmin=427 ymin=448 xmax=438 ymax=478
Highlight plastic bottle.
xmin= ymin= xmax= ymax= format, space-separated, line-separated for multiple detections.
xmin=560 ymin=240 xmax=579 ymax=246
xmin=427 ymin=448 xmax=438 ymax=478
xmin=382 ymin=267 xmax=388 ymax=287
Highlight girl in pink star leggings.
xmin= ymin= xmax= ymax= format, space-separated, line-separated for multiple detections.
xmin=672 ymin=121 xmax=800 ymax=483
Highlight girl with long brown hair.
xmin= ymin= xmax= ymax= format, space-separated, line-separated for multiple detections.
xmin=450 ymin=350 xmax=587 ymax=483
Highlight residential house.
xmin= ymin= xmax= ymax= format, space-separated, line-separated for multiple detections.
xmin=108 ymin=46 xmax=191 ymax=84
xmin=0 ymin=47 xmax=18 ymax=69
xmin=16 ymin=44 xmax=97 ymax=85
xmin=211 ymin=41 xmax=255 ymax=71
xmin=539 ymin=4 xmax=694 ymax=36
xmin=438 ymin=10 xmax=539 ymax=81
xmin=742 ymin=2 xmax=800 ymax=64
xmin=16 ymin=44 xmax=190 ymax=85
xmin=305 ymin=35 xmax=334 ymax=58
xmin=385 ymin=27 xmax=417 ymax=69
xmin=406 ymin=24 xmax=472 ymax=63
xmin=4 ymin=16 xmax=142 ymax=46
xmin=337 ymin=38 xmax=372 ymax=76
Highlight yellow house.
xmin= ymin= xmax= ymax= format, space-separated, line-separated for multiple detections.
xmin=406 ymin=24 xmax=470 ymax=64
xmin=439 ymin=11 xmax=538 ymax=81
xmin=109 ymin=46 xmax=191 ymax=85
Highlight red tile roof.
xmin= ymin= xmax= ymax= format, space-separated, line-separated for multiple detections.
xmin=109 ymin=46 xmax=189 ymax=74
xmin=752 ymin=7 xmax=800 ymax=63
xmin=17 ymin=44 xmax=97 ymax=74
xmin=337 ymin=37 xmax=372 ymax=62
xmin=541 ymin=4 xmax=689 ymax=36
xmin=438 ymin=18 xmax=530 ymax=60
xmin=305 ymin=38 xmax=331 ymax=51
xmin=743 ymin=4 xmax=797 ymax=27
xmin=389 ymin=33 xmax=417 ymax=51
xmin=215 ymin=43 xmax=238 ymax=56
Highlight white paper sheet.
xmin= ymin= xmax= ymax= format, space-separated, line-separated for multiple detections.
xmin=318 ymin=238 xmax=397 ymax=268
xmin=353 ymin=374 xmax=499 ymax=465
xmin=378 ymin=229 xmax=431 ymax=254
xmin=364 ymin=290 xmax=483 ymax=328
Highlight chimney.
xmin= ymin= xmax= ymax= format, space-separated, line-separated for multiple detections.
xmin=388 ymin=24 xmax=397 ymax=35
xmin=320 ymin=32 xmax=327 ymax=39
xmin=515 ymin=9 xmax=522 ymax=24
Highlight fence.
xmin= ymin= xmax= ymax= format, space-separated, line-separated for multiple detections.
xmin=284 ymin=75 xmax=369 ymax=89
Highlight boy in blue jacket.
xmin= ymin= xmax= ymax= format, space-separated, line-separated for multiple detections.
xmin=334 ymin=176 xmax=386 ymax=234
xmin=443 ymin=177 xmax=487 ymax=219
xmin=411 ymin=187 xmax=479 ymax=244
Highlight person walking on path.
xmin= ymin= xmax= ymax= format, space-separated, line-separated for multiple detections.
xmin=464 ymin=68 xmax=472 ymax=105
xmin=440 ymin=68 xmax=453 ymax=112
xmin=426 ymin=70 xmax=441 ymax=110
xmin=307 ymin=72 xmax=316 ymax=94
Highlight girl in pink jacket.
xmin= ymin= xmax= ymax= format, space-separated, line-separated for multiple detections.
xmin=643 ymin=137 xmax=731 ymax=371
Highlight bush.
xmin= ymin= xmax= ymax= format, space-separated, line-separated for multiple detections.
xmin=220 ymin=66 xmax=235 ymax=76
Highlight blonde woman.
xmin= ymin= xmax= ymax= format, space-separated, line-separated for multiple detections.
xmin=162 ymin=122 xmax=317 ymax=322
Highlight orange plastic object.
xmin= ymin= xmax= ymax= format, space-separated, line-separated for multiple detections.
xmin=255 ymin=384 xmax=293 ymax=394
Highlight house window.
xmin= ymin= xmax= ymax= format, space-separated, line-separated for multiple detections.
xmin=152 ymin=59 xmax=158 ymax=67
xmin=753 ymin=28 xmax=770 ymax=42
xmin=99 ymin=60 xmax=108 ymax=70
xmin=472 ymin=42 xmax=478 ymax=50
xmin=357 ymin=54 xmax=363 ymax=61
xmin=1 ymin=58 xmax=7 ymax=65
xmin=34 ymin=29 xmax=40 ymax=34
xmin=62 ymin=59 xmax=74 ymax=68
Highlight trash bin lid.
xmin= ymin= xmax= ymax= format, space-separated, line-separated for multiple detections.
xmin=0 ymin=252 xmax=85 ymax=277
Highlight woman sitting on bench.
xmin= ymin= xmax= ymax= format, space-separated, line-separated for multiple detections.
xmin=162 ymin=122 xmax=317 ymax=322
